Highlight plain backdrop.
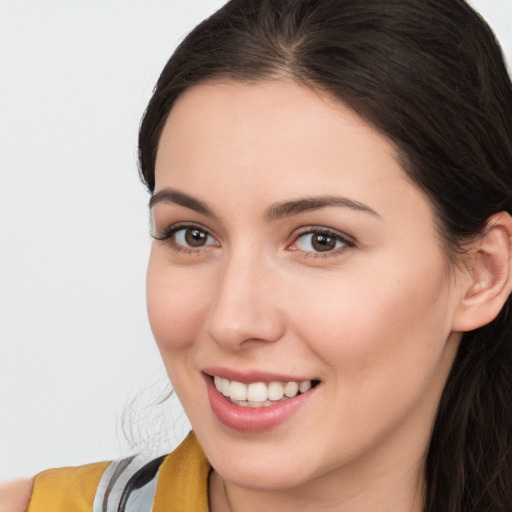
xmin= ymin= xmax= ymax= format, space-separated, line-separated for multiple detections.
xmin=0 ymin=0 xmax=511 ymax=480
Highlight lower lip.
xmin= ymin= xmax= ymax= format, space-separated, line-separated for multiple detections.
xmin=204 ymin=376 xmax=317 ymax=432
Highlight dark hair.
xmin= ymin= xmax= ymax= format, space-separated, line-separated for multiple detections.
xmin=138 ymin=1 xmax=512 ymax=510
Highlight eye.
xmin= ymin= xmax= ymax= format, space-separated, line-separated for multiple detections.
xmin=290 ymin=229 xmax=354 ymax=255
xmin=153 ymin=223 xmax=219 ymax=251
xmin=174 ymin=227 xmax=215 ymax=248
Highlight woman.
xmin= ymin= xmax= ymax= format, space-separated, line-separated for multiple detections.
xmin=6 ymin=0 xmax=512 ymax=510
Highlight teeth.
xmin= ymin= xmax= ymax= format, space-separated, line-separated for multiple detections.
xmin=221 ymin=378 xmax=230 ymax=396
xmin=284 ymin=381 xmax=299 ymax=398
xmin=214 ymin=376 xmax=232 ymax=396
xmin=299 ymin=380 xmax=312 ymax=393
xmin=267 ymin=381 xmax=284 ymax=401
xmin=236 ymin=399 xmax=274 ymax=408
xmin=247 ymin=382 xmax=268 ymax=403
xmin=229 ymin=381 xmax=247 ymax=401
xmin=213 ymin=376 xmax=315 ymax=405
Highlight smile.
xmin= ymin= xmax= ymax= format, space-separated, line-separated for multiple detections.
xmin=204 ymin=371 xmax=320 ymax=432
xmin=213 ymin=376 xmax=314 ymax=408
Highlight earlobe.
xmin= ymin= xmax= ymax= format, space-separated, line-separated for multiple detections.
xmin=452 ymin=212 xmax=512 ymax=333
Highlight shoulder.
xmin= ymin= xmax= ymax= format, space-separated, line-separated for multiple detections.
xmin=25 ymin=461 xmax=110 ymax=512
xmin=1 ymin=432 xmax=209 ymax=512
xmin=0 ymin=478 xmax=34 ymax=512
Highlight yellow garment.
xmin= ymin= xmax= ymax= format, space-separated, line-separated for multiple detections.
xmin=27 ymin=432 xmax=211 ymax=512
xmin=26 ymin=460 xmax=110 ymax=512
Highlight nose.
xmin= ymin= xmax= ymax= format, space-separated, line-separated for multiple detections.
xmin=206 ymin=249 xmax=286 ymax=350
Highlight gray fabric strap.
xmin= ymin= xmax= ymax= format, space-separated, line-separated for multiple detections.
xmin=93 ymin=455 xmax=160 ymax=512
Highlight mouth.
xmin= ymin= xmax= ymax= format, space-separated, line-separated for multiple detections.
xmin=211 ymin=375 xmax=319 ymax=408
xmin=203 ymin=370 xmax=320 ymax=432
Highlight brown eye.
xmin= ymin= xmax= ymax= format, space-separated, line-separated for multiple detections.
xmin=311 ymin=233 xmax=337 ymax=252
xmin=171 ymin=226 xmax=217 ymax=249
xmin=184 ymin=228 xmax=208 ymax=247
xmin=294 ymin=230 xmax=350 ymax=254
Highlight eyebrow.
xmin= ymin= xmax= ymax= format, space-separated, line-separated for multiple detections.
xmin=266 ymin=196 xmax=379 ymax=220
xmin=149 ymin=188 xmax=379 ymax=220
xmin=149 ymin=188 xmax=214 ymax=217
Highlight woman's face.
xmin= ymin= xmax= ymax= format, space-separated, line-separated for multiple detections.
xmin=147 ymin=80 xmax=465 ymax=490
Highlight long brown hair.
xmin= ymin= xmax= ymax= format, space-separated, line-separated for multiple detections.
xmin=138 ymin=1 xmax=512 ymax=510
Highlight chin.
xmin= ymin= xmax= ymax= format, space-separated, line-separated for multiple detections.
xmin=215 ymin=458 xmax=318 ymax=491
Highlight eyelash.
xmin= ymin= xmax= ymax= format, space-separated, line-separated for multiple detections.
xmin=152 ymin=222 xmax=218 ymax=254
xmin=288 ymin=227 xmax=355 ymax=258
xmin=153 ymin=223 xmax=355 ymax=258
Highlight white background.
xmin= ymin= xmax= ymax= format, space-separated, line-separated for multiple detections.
xmin=0 ymin=0 xmax=510 ymax=480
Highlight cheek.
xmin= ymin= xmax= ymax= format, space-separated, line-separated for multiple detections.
xmin=287 ymin=254 xmax=452 ymax=382
xmin=282 ymin=256 xmax=456 ymax=460
xmin=146 ymin=251 xmax=212 ymax=354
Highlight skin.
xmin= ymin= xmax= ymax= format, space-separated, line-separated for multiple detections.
xmin=146 ymin=79 xmax=473 ymax=512
xmin=3 ymin=78 xmax=511 ymax=512
xmin=0 ymin=478 xmax=33 ymax=512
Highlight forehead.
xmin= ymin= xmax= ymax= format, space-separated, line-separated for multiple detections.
xmin=156 ymin=80 xmax=397 ymax=184
xmin=154 ymin=79 xmax=434 ymax=231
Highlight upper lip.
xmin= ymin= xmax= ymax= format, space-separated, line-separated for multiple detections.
xmin=202 ymin=366 xmax=318 ymax=384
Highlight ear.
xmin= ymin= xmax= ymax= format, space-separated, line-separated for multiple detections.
xmin=452 ymin=212 xmax=512 ymax=332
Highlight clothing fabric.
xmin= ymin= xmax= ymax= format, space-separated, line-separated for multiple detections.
xmin=27 ymin=431 xmax=211 ymax=512
xmin=93 ymin=453 xmax=164 ymax=511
